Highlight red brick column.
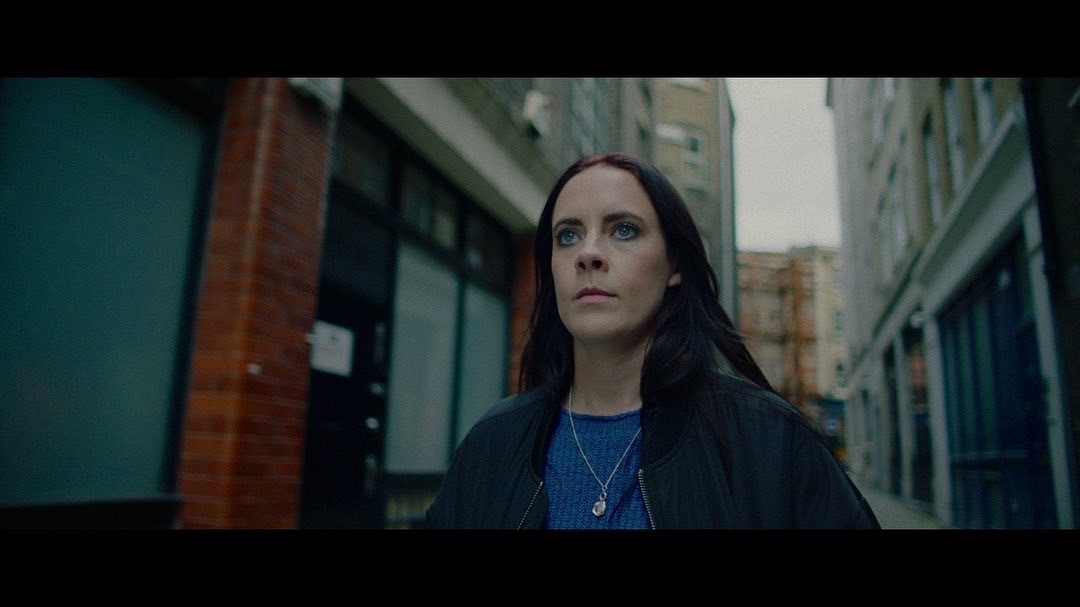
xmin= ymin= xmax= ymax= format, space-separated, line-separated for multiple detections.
xmin=508 ymin=233 xmax=536 ymax=394
xmin=179 ymin=78 xmax=335 ymax=529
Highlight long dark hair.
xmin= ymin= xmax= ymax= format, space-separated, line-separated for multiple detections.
xmin=518 ymin=153 xmax=775 ymax=409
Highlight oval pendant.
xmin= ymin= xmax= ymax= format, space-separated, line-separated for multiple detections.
xmin=592 ymin=498 xmax=606 ymax=517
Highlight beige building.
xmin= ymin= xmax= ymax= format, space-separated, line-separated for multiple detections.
xmin=828 ymin=78 xmax=1073 ymax=528
xmin=652 ymin=78 xmax=739 ymax=317
xmin=738 ymin=246 xmax=848 ymax=431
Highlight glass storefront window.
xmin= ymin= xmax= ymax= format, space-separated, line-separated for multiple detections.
xmin=384 ymin=243 xmax=459 ymax=474
xmin=455 ymin=284 xmax=509 ymax=444
xmin=328 ymin=105 xmax=516 ymax=526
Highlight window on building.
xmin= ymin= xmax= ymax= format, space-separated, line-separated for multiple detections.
xmin=570 ymin=78 xmax=611 ymax=158
xmin=870 ymin=79 xmax=885 ymax=149
xmin=683 ymin=131 xmax=708 ymax=189
xmin=400 ymin=162 xmax=459 ymax=251
xmin=923 ymin=114 xmax=945 ymax=225
xmin=333 ymin=113 xmax=391 ymax=207
xmin=878 ymin=195 xmax=894 ymax=282
xmin=667 ymin=77 xmax=708 ymax=91
xmin=484 ymin=78 xmax=532 ymax=119
xmin=973 ymin=77 xmax=996 ymax=145
xmin=889 ymin=164 xmax=908 ymax=258
xmin=881 ymin=78 xmax=897 ymax=141
xmin=655 ymin=123 xmax=685 ymax=143
xmin=638 ymin=123 xmax=651 ymax=159
xmin=884 ymin=78 xmax=896 ymax=106
xmin=686 ymin=133 xmax=703 ymax=160
xmin=465 ymin=210 xmax=511 ymax=288
xmin=942 ymin=78 xmax=966 ymax=196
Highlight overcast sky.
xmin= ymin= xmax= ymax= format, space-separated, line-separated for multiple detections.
xmin=726 ymin=78 xmax=841 ymax=253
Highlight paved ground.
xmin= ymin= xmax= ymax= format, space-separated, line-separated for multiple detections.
xmin=850 ymin=476 xmax=951 ymax=529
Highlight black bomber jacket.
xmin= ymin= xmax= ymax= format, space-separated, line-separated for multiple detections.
xmin=425 ymin=370 xmax=881 ymax=529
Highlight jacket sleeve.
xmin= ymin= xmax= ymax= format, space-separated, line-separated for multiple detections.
xmin=423 ymin=430 xmax=475 ymax=529
xmin=424 ymin=411 xmax=505 ymax=529
xmin=790 ymin=424 xmax=881 ymax=529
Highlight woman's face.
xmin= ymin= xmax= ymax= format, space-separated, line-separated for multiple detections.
xmin=550 ymin=165 xmax=682 ymax=350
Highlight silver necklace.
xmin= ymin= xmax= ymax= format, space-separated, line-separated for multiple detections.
xmin=567 ymin=386 xmax=642 ymax=517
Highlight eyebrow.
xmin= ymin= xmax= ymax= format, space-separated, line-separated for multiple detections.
xmin=552 ymin=211 xmax=646 ymax=232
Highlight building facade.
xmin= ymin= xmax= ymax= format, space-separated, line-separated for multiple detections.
xmin=738 ymin=250 xmax=790 ymax=394
xmin=0 ymin=76 xmax=738 ymax=529
xmin=1020 ymin=78 xmax=1080 ymax=524
xmin=828 ymin=77 xmax=1075 ymax=528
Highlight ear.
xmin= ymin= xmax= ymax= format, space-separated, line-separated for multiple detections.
xmin=667 ymin=268 xmax=682 ymax=287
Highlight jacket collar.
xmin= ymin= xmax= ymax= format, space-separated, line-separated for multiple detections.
xmin=640 ymin=399 xmax=692 ymax=466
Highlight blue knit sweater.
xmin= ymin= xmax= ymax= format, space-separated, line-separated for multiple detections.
xmin=543 ymin=407 xmax=649 ymax=529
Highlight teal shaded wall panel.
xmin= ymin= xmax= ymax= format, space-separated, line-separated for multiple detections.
xmin=0 ymin=78 xmax=209 ymax=504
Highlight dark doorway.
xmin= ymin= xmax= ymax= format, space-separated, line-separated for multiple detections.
xmin=883 ymin=346 xmax=902 ymax=496
xmin=904 ymin=325 xmax=933 ymax=504
xmin=299 ymin=195 xmax=393 ymax=529
xmin=940 ymin=237 xmax=1057 ymax=528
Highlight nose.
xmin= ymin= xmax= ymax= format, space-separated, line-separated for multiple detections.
xmin=576 ymin=239 xmax=608 ymax=272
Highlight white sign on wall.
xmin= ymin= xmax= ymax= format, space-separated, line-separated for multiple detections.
xmin=310 ymin=320 xmax=354 ymax=377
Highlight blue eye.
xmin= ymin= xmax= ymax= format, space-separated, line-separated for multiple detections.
xmin=613 ymin=223 xmax=639 ymax=240
xmin=556 ymin=229 xmax=579 ymax=246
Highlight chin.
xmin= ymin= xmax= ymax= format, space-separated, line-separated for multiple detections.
xmin=566 ymin=323 xmax=651 ymax=350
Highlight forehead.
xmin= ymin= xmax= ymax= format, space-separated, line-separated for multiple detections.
xmin=552 ymin=165 xmax=656 ymax=220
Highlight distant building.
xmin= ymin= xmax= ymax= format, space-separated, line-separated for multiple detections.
xmin=738 ymin=246 xmax=849 ymax=455
xmin=828 ymin=77 xmax=1075 ymax=528
xmin=738 ymin=250 xmax=790 ymax=394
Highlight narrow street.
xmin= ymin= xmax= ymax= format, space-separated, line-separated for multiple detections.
xmin=852 ymin=476 xmax=950 ymax=529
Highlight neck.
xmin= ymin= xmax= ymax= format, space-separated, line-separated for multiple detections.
xmin=568 ymin=339 xmax=647 ymax=416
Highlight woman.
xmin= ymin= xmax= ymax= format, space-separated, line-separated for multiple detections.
xmin=425 ymin=153 xmax=880 ymax=529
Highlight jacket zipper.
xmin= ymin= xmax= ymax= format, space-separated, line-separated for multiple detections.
xmin=516 ymin=480 xmax=544 ymax=529
xmin=638 ymin=469 xmax=657 ymax=529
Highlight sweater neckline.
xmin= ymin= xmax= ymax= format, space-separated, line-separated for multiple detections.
xmin=561 ymin=407 xmax=642 ymax=421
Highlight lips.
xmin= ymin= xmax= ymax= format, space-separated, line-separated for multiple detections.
xmin=576 ymin=287 xmax=615 ymax=300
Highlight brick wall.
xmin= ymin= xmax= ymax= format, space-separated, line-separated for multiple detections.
xmin=179 ymin=78 xmax=335 ymax=529
xmin=508 ymin=233 xmax=536 ymax=394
